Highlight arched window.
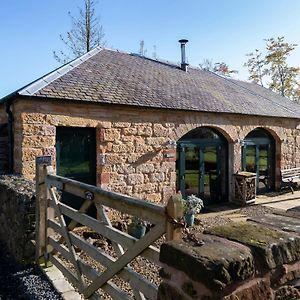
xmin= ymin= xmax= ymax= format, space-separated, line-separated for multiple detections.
xmin=242 ymin=128 xmax=275 ymax=193
xmin=176 ymin=127 xmax=228 ymax=204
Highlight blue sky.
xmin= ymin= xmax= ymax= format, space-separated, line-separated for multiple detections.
xmin=1 ymin=0 xmax=300 ymax=98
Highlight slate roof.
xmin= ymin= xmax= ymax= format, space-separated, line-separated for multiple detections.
xmin=3 ymin=47 xmax=300 ymax=119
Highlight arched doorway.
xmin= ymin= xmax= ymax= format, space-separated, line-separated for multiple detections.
xmin=176 ymin=127 xmax=228 ymax=205
xmin=242 ymin=128 xmax=275 ymax=193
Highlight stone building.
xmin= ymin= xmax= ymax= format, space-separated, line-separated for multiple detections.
xmin=1 ymin=45 xmax=300 ymax=205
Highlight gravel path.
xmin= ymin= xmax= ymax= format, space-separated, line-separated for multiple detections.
xmin=0 ymin=242 xmax=63 ymax=300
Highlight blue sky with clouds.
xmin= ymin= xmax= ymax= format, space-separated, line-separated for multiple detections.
xmin=1 ymin=0 xmax=300 ymax=97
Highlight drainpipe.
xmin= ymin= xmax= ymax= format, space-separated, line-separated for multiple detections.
xmin=5 ymin=101 xmax=13 ymax=173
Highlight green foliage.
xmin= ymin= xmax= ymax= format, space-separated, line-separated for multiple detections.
xmin=244 ymin=49 xmax=267 ymax=86
xmin=183 ymin=194 xmax=204 ymax=214
xmin=245 ymin=36 xmax=300 ymax=103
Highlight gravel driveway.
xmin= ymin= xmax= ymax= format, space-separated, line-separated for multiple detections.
xmin=0 ymin=242 xmax=62 ymax=300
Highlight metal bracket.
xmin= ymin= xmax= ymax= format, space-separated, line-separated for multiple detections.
xmin=46 ymin=178 xmax=63 ymax=190
xmin=85 ymin=191 xmax=94 ymax=201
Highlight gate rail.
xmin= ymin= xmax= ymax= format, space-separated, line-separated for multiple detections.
xmin=35 ymin=158 xmax=183 ymax=299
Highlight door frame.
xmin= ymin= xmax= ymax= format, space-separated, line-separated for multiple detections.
xmin=241 ymin=137 xmax=275 ymax=192
xmin=56 ymin=126 xmax=96 ymax=185
xmin=177 ymin=139 xmax=226 ymax=204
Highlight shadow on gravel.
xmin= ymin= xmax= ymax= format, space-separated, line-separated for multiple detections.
xmin=0 ymin=241 xmax=63 ymax=300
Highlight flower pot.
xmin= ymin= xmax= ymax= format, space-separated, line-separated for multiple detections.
xmin=128 ymin=224 xmax=146 ymax=239
xmin=185 ymin=213 xmax=195 ymax=227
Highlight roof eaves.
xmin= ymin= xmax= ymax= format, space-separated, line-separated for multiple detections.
xmin=18 ymin=47 xmax=103 ymax=96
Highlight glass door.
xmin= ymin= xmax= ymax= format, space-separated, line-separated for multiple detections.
xmin=242 ymin=143 xmax=274 ymax=193
xmin=202 ymin=146 xmax=219 ymax=202
xmin=244 ymin=145 xmax=257 ymax=173
xmin=178 ymin=144 xmax=200 ymax=197
xmin=178 ymin=143 xmax=222 ymax=204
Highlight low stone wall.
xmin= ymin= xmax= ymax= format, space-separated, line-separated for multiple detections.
xmin=0 ymin=175 xmax=35 ymax=262
xmin=158 ymin=222 xmax=300 ymax=299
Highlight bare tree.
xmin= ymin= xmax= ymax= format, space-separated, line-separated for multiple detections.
xmin=199 ymin=59 xmax=238 ymax=77
xmin=54 ymin=0 xmax=105 ymax=64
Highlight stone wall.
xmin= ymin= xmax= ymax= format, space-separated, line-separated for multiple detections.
xmin=0 ymin=175 xmax=36 ymax=262
xmin=10 ymin=98 xmax=300 ymax=203
xmin=158 ymin=222 xmax=300 ymax=299
xmin=0 ymin=103 xmax=7 ymax=123
xmin=0 ymin=123 xmax=8 ymax=174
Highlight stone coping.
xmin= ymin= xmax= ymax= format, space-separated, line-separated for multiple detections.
xmin=160 ymin=233 xmax=254 ymax=291
xmin=206 ymin=223 xmax=300 ymax=270
xmin=160 ymin=222 xmax=300 ymax=291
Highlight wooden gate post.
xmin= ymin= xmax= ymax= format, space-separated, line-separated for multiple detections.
xmin=35 ymin=156 xmax=52 ymax=263
xmin=166 ymin=193 xmax=184 ymax=241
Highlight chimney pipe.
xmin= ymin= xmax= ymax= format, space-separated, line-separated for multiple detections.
xmin=179 ymin=39 xmax=189 ymax=71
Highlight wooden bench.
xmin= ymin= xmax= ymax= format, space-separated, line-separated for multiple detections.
xmin=281 ymin=167 xmax=300 ymax=193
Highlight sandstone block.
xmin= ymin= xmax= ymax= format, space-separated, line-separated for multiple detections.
xmin=133 ymin=183 xmax=156 ymax=194
xmin=22 ymin=148 xmax=43 ymax=162
xmin=160 ymin=233 xmax=254 ymax=292
xmin=112 ymin=164 xmax=135 ymax=174
xmin=135 ymin=142 xmax=153 ymax=153
xmin=136 ymin=163 xmax=155 ymax=173
xmin=21 ymin=161 xmax=36 ymax=177
xmin=158 ymin=282 xmax=190 ymax=300
xmin=153 ymin=124 xmax=170 ymax=137
xmin=98 ymin=121 xmax=112 ymax=129
xmin=122 ymin=135 xmax=134 ymax=142
xmin=112 ymin=142 xmax=135 ymax=153
xmin=105 ymin=154 xmax=126 ymax=164
xmin=223 ymin=278 xmax=272 ymax=300
xmin=150 ymin=172 xmax=165 ymax=183
xmin=22 ymin=136 xmax=55 ymax=148
xmin=23 ymin=124 xmax=45 ymax=135
xmin=113 ymin=122 xmax=131 ymax=128
xmin=21 ymin=113 xmax=46 ymax=124
xmin=97 ymin=165 xmax=112 ymax=173
xmin=206 ymin=223 xmax=300 ymax=270
xmin=137 ymin=125 xmax=153 ymax=137
xmin=103 ymin=129 xmax=120 ymax=142
xmin=146 ymin=137 xmax=167 ymax=146
xmin=161 ymin=162 xmax=176 ymax=172
xmin=127 ymin=154 xmax=139 ymax=164
xmin=146 ymin=193 xmax=161 ymax=202
xmin=44 ymin=125 xmax=56 ymax=136
xmin=128 ymin=173 xmax=144 ymax=185
xmin=98 ymin=172 xmax=110 ymax=184
xmin=123 ymin=127 xmax=137 ymax=135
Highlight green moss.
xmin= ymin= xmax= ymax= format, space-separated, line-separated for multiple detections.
xmin=207 ymin=223 xmax=287 ymax=248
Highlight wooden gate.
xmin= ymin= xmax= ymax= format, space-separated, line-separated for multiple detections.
xmin=35 ymin=158 xmax=183 ymax=299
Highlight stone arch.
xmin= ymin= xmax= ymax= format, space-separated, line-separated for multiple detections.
xmin=240 ymin=126 xmax=282 ymax=143
xmin=242 ymin=127 xmax=280 ymax=192
xmin=176 ymin=126 xmax=229 ymax=204
xmin=173 ymin=123 xmax=236 ymax=143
